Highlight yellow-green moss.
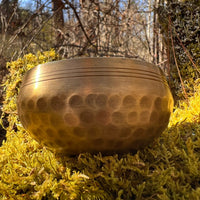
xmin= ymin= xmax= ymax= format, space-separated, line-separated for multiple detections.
xmin=1 ymin=51 xmax=200 ymax=199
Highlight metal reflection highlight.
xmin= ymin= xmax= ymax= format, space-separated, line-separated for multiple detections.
xmin=34 ymin=64 xmax=41 ymax=89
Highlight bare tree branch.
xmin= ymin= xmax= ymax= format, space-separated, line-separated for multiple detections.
xmin=64 ymin=0 xmax=95 ymax=48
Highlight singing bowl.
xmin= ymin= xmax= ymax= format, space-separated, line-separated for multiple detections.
xmin=17 ymin=58 xmax=174 ymax=155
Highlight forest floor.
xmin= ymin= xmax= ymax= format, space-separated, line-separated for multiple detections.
xmin=0 ymin=60 xmax=7 ymax=145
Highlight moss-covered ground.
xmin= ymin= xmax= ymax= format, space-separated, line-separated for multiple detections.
xmin=1 ymin=51 xmax=200 ymax=199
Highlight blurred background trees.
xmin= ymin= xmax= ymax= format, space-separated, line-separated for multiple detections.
xmin=0 ymin=0 xmax=199 ymax=97
xmin=0 ymin=0 xmax=161 ymax=61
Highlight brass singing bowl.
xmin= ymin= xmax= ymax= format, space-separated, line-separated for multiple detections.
xmin=17 ymin=58 xmax=174 ymax=155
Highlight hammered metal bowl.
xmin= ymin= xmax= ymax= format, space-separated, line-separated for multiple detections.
xmin=17 ymin=58 xmax=174 ymax=155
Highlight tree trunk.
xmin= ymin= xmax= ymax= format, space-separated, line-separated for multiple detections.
xmin=1 ymin=0 xmax=10 ymax=34
xmin=147 ymin=0 xmax=151 ymax=45
xmin=52 ymin=0 xmax=64 ymax=47
xmin=1 ymin=0 xmax=10 ymax=20
xmin=153 ymin=0 xmax=156 ymax=64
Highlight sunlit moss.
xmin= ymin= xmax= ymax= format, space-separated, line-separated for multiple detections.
xmin=1 ymin=51 xmax=200 ymax=199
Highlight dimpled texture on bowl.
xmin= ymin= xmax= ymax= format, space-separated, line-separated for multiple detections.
xmin=17 ymin=58 xmax=174 ymax=155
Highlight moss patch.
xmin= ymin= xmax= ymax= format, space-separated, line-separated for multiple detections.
xmin=1 ymin=51 xmax=200 ymax=199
